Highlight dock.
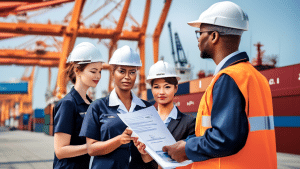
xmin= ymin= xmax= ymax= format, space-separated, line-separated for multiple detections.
xmin=0 ymin=128 xmax=299 ymax=169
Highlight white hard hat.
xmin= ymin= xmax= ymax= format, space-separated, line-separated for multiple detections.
xmin=188 ymin=1 xmax=249 ymax=31
xmin=67 ymin=42 xmax=104 ymax=64
xmin=146 ymin=60 xmax=180 ymax=83
xmin=109 ymin=45 xmax=142 ymax=67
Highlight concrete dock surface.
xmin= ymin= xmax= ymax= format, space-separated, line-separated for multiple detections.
xmin=0 ymin=129 xmax=299 ymax=169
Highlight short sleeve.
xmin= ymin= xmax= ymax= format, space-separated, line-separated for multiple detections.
xmin=79 ymin=102 xmax=101 ymax=141
xmin=54 ymin=100 xmax=76 ymax=135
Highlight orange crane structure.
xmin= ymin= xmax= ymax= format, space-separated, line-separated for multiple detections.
xmin=0 ymin=67 xmax=35 ymax=127
xmin=0 ymin=0 xmax=172 ymax=126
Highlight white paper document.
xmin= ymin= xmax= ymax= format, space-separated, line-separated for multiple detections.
xmin=117 ymin=106 xmax=192 ymax=169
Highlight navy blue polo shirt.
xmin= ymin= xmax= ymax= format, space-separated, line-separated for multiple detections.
xmin=53 ymin=87 xmax=92 ymax=169
xmin=79 ymin=90 xmax=152 ymax=169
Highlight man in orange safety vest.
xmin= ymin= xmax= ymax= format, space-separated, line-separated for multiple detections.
xmin=162 ymin=1 xmax=277 ymax=169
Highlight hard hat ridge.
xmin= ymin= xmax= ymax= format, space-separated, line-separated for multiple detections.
xmin=187 ymin=1 xmax=249 ymax=31
xmin=109 ymin=45 xmax=142 ymax=67
xmin=146 ymin=60 xmax=181 ymax=83
xmin=67 ymin=42 xmax=104 ymax=64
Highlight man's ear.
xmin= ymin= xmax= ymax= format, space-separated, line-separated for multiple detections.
xmin=211 ymin=31 xmax=220 ymax=44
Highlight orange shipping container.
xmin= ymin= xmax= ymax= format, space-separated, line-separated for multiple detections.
xmin=49 ymin=124 xmax=53 ymax=136
xmin=190 ymin=76 xmax=213 ymax=93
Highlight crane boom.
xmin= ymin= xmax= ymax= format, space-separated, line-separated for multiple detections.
xmin=167 ymin=22 xmax=176 ymax=65
xmin=174 ymin=32 xmax=187 ymax=67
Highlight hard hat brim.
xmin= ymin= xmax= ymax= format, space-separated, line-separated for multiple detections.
xmin=108 ymin=62 xmax=142 ymax=67
xmin=187 ymin=20 xmax=201 ymax=28
xmin=146 ymin=75 xmax=181 ymax=84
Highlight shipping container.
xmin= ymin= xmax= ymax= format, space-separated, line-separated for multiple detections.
xmin=44 ymin=114 xmax=50 ymax=125
xmin=173 ymin=92 xmax=204 ymax=113
xmin=34 ymin=123 xmax=44 ymax=132
xmin=34 ymin=109 xmax=44 ymax=118
xmin=190 ymin=76 xmax=213 ymax=93
xmin=43 ymin=124 xmax=49 ymax=135
xmin=176 ymin=82 xmax=190 ymax=95
xmin=33 ymin=118 xmax=45 ymax=124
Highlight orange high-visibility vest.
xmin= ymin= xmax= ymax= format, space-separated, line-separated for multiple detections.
xmin=192 ymin=62 xmax=277 ymax=169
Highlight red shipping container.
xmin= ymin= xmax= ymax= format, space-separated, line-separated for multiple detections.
xmin=173 ymin=92 xmax=204 ymax=113
xmin=275 ymin=127 xmax=300 ymax=155
xmin=273 ymin=95 xmax=300 ymax=116
xmin=260 ymin=64 xmax=300 ymax=91
xmin=261 ymin=66 xmax=293 ymax=91
xmin=33 ymin=118 xmax=45 ymax=124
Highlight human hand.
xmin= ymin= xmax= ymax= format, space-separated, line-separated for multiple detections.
xmin=119 ymin=128 xmax=133 ymax=145
xmin=133 ymin=137 xmax=148 ymax=155
xmin=162 ymin=140 xmax=188 ymax=162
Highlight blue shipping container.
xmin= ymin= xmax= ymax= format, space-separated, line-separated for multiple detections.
xmin=176 ymin=82 xmax=190 ymax=95
xmin=34 ymin=109 xmax=44 ymax=118
xmin=0 ymin=82 xmax=28 ymax=94
xmin=23 ymin=114 xmax=30 ymax=125
xmin=34 ymin=123 xmax=44 ymax=132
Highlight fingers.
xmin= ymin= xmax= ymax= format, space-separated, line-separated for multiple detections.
xmin=124 ymin=128 xmax=133 ymax=136
xmin=133 ymin=138 xmax=147 ymax=154
xmin=132 ymin=137 xmax=138 ymax=143
xmin=137 ymin=143 xmax=147 ymax=154
xmin=162 ymin=146 xmax=168 ymax=152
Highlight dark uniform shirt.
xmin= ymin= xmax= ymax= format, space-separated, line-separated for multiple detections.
xmin=53 ymin=87 xmax=92 ymax=169
xmin=79 ymin=90 xmax=152 ymax=169
xmin=129 ymin=106 xmax=196 ymax=169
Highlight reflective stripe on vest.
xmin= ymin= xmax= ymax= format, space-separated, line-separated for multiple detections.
xmin=202 ymin=116 xmax=211 ymax=127
xmin=202 ymin=115 xmax=275 ymax=131
xmin=248 ymin=116 xmax=275 ymax=131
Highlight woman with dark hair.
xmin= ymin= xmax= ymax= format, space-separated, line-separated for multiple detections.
xmin=53 ymin=42 xmax=104 ymax=169
xmin=130 ymin=60 xmax=195 ymax=169
xmin=79 ymin=45 xmax=152 ymax=169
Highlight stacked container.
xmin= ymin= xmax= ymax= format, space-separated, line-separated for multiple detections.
xmin=33 ymin=109 xmax=44 ymax=132
xmin=44 ymin=103 xmax=55 ymax=136
xmin=18 ymin=114 xmax=30 ymax=130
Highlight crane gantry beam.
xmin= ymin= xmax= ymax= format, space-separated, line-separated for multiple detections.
xmin=107 ymin=0 xmax=131 ymax=92
xmin=153 ymin=0 xmax=172 ymax=64
xmin=0 ymin=23 xmax=143 ymax=40
xmin=57 ymin=0 xmax=86 ymax=99
xmin=0 ymin=49 xmax=60 ymax=60
xmin=0 ymin=58 xmax=60 ymax=67
xmin=0 ymin=0 xmax=74 ymax=17
xmin=137 ymin=0 xmax=150 ymax=99
xmin=0 ymin=50 xmax=111 ymax=68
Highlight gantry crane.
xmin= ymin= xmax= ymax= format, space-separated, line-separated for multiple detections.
xmin=168 ymin=22 xmax=188 ymax=67
xmin=167 ymin=21 xmax=191 ymax=82
xmin=0 ymin=0 xmax=172 ymax=106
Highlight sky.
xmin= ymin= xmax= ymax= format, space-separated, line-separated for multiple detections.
xmin=0 ymin=0 xmax=300 ymax=110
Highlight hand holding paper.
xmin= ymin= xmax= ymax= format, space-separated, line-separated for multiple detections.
xmin=133 ymin=137 xmax=147 ymax=155
xmin=117 ymin=106 xmax=192 ymax=168
xmin=118 ymin=128 xmax=133 ymax=145
xmin=162 ymin=140 xmax=189 ymax=163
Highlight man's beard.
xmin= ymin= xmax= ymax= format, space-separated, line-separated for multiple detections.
xmin=200 ymin=51 xmax=211 ymax=59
